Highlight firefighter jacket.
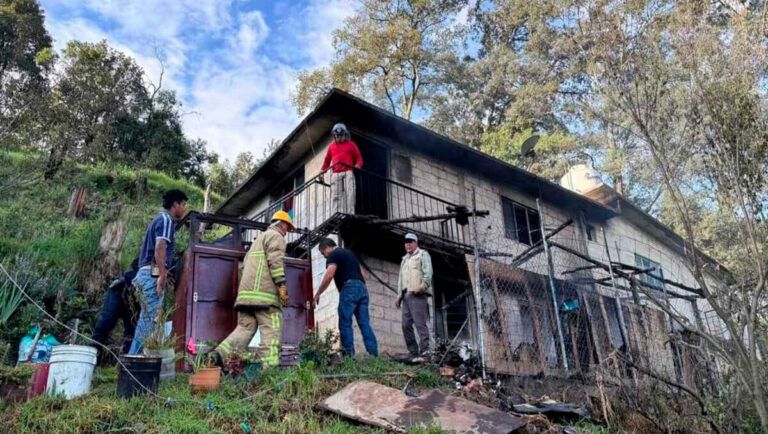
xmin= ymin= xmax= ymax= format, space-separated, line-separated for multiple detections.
xmin=398 ymin=248 xmax=433 ymax=295
xmin=235 ymin=226 xmax=286 ymax=308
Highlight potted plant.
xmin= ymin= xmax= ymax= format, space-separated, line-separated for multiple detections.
xmin=142 ymin=307 xmax=178 ymax=381
xmin=224 ymin=352 xmax=262 ymax=382
xmin=186 ymin=341 xmax=221 ymax=394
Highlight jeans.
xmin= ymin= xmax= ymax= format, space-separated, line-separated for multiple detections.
xmin=92 ymin=280 xmax=136 ymax=355
xmin=338 ymin=280 xmax=378 ymax=357
xmin=128 ymin=267 xmax=162 ymax=355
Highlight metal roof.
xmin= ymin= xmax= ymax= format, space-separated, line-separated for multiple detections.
xmin=217 ymin=88 xmax=615 ymax=221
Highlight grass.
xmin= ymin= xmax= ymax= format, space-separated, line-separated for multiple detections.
xmin=0 ymin=358 xmax=451 ymax=434
xmin=0 ymin=150 xmax=218 ymax=272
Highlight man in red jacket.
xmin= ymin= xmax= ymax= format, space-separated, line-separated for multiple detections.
xmin=321 ymin=123 xmax=363 ymax=214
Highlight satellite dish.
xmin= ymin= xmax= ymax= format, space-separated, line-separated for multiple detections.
xmin=520 ymin=134 xmax=540 ymax=158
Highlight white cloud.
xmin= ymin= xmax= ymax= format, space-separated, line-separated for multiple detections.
xmin=231 ymin=11 xmax=270 ymax=59
xmin=39 ymin=0 xmax=355 ymax=160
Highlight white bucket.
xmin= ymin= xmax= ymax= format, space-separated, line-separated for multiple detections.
xmin=46 ymin=345 xmax=98 ymax=399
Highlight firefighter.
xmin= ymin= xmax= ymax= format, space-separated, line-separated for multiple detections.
xmin=214 ymin=210 xmax=293 ymax=367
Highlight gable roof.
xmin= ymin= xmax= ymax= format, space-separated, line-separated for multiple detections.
xmin=217 ymin=88 xmax=614 ymax=221
xmin=584 ymin=184 xmax=730 ymax=280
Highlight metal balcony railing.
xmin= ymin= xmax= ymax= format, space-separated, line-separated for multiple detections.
xmin=250 ymin=165 xmax=471 ymax=251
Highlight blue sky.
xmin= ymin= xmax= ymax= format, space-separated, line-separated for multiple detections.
xmin=39 ymin=0 xmax=354 ymax=160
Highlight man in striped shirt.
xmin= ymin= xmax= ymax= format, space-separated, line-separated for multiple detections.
xmin=129 ymin=189 xmax=188 ymax=354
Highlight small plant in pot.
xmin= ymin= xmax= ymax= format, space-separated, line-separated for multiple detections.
xmin=142 ymin=307 xmax=178 ymax=381
xmin=186 ymin=341 xmax=221 ymax=394
xmin=224 ymin=352 xmax=262 ymax=382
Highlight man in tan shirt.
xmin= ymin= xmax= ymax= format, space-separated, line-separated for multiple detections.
xmin=395 ymin=233 xmax=433 ymax=363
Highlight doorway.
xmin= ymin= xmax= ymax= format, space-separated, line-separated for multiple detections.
xmin=355 ymin=139 xmax=388 ymax=219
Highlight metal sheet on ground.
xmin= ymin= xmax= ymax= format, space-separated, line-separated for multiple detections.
xmin=319 ymin=381 xmax=526 ymax=433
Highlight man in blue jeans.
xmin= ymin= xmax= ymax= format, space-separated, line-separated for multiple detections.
xmin=313 ymin=238 xmax=378 ymax=357
xmin=129 ymin=189 xmax=188 ymax=354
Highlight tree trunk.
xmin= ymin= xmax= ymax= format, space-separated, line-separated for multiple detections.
xmin=83 ymin=201 xmax=126 ymax=300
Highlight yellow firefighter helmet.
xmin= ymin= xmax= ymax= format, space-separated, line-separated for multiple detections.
xmin=271 ymin=210 xmax=294 ymax=232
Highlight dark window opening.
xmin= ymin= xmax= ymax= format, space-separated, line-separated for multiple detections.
xmin=270 ymin=170 xmax=305 ymax=215
xmin=635 ymin=254 xmax=665 ymax=291
xmin=585 ymin=224 xmax=595 ymax=241
xmin=502 ymin=197 xmax=542 ymax=246
xmin=392 ymin=153 xmax=412 ymax=184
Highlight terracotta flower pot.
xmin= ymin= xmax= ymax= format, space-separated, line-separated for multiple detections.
xmin=188 ymin=367 xmax=221 ymax=394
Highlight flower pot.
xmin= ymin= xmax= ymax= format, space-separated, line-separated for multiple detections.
xmin=189 ymin=367 xmax=221 ymax=394
xmin=27 ymin=362 xmax=49 ymax=400
xmin=116 ymin=355 xmax=161 ymax=399
xmin=145 ymin=348 xmax=176 ymax=381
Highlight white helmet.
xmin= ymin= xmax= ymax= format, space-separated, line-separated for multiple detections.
xmin=332 ymin=123 xmax=349 ymax=136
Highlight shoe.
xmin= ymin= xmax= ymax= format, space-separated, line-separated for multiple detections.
xmin=410 ymin=356 xmax=425 ymax=364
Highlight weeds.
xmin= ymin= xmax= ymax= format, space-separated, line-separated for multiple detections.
xmin=1 ymin=358 xmax=453 ymax=433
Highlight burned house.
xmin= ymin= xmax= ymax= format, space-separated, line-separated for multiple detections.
xmin=216 ymin=89 xmax=726 ymax=382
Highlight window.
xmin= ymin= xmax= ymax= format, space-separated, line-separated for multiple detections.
xmin=585 ymin=224 xmax=595 ymax=242
xmin=501 ymin=197 xmax=543 ymax=246
xmin=634 ymin=254 xmax=665 ymax=291
xmin=392 ymin=153 xmax=412 ymax=184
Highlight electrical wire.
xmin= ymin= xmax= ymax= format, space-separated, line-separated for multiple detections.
xmin=0 ymin=262 xmax=275 ymax=410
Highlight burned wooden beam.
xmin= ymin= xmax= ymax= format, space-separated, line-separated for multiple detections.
xmin=482 ymin=219 xmax=573 ymax=263
xmin=548 ymin=240 xmax=704 ymax=298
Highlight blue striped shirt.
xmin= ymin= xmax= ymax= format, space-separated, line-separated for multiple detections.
xmin=138 ymin=211 xmax=175 ymax=268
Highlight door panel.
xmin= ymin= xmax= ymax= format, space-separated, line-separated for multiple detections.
xmin=191 ymin=301 xmax=237 ymax=345
xmin=193 ymin=254 xmax=239 ymax=301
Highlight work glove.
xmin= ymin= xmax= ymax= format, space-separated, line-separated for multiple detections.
xmin=278 ymin=284 xmax=289 ymax=307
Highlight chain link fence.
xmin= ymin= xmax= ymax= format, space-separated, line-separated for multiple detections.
xmin=467 ymin=195 xmax=724 ymax=392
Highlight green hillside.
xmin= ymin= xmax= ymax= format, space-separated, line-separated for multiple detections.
xmin=0 ymin=150 xmax=219 ymax=348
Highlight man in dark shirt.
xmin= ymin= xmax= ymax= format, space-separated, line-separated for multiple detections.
xmin=314 ymin=238 xmax=378 ymax=357
xmin=129 ymin=189 xmax=188 ymax=354
xmin=92 ymin=258 xmax=139 ymax=358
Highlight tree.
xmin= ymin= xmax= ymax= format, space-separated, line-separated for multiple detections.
xmin=44 ymin=40 xmax=148 ymax=178
xmin=293 ymin=0 xmax=467 ymax=120
xmin=480 ymin=127 xmax=580 ymax=180
xmin=0 ymin=0 xmax=53 ymax=143
xmin=231 ymin=151 xmax=256 ymax=188
xmin=576 ymin=1 xmax=768 ymax=430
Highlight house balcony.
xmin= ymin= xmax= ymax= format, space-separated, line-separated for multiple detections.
xmin=249 ymin=168 xmax=475 ymax=257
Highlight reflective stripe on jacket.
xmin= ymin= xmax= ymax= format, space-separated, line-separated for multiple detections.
xmin=398 ymin=248 xmax=433 ymax=295
xmin=235 ymin=226 xmax=286 ymax=308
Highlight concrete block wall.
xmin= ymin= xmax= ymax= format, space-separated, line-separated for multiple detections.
xmin=313 ymin=251 xmax=431 ymax=356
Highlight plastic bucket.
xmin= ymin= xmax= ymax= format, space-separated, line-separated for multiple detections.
xmin=145 ymin=349 xmax=176 ymax=381
xmin=46 ymin=345 xmax=98 ymax=399
xmin=117 ymin=355 xmax=161 ymax=399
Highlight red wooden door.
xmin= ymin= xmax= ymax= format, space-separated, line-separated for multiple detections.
xmin=174 ymin=213 xmax=314 ymax=369
xmin=280 ymin=258 xmax=314 ymax=365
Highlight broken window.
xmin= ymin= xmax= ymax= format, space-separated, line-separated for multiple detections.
xmin=634 ymin=254 xmax=665 ymax=291
xmin=501 ymin=197 xmax=543 ymax=246
xmin=392 ymin=153 xmax=412 ymax=184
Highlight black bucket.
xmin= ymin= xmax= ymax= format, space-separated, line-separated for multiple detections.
xmin=117 ymin=355 xmax=162 ymax=399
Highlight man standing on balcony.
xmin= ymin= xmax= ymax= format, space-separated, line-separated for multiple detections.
xmin=320 ymin=123 xmax=363 ymax=215
xmin=396 ymin=233 xmax=433 ymax=363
